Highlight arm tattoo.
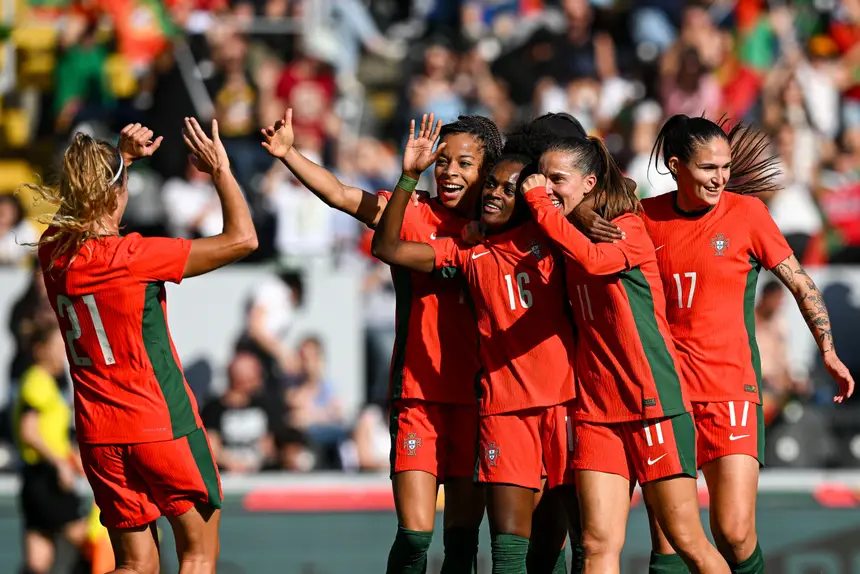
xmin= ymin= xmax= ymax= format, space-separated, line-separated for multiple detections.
xmin=773 ymin=258 xmax=834 ymax=353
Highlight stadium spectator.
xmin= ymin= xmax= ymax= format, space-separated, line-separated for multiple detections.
xmin=13 ymin=324 xmax=89 ymax=574
xmin=161 ymin=155 xmax=224 ymax=239
xmin=0 ymin=195 xmax=36 ymax=267
xmin=7 ymin=269 xmax=56 ymax=386
xmin=201 ymin=351 xmax=278 ymax=474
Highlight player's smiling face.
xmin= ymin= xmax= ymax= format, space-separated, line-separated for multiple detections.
xmin=671 ymin=136 xmax=732 ymax=210
xmin=538 ymin=150 xmax=597 ymax=216
xmin=434 ymin=133 xmax=485 ymax=213
xmin=481 ymin=159 xmax=525 ymax=230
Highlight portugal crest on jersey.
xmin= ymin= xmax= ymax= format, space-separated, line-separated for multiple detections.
xmin=526 ymin=239 xmax=546 ymax=261
xmin=711 ymin=233 xmax=730 ymax=256
xmin=485 ymin=443 xmax=500 ymax=466
xmin=404 ymin=433 xmax=422 ymax=456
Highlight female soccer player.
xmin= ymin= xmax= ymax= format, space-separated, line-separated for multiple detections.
xmin=31 ymin=118 xmax=257 ymax=574
xmin=373 ymin=116 xmax=577 ymax=574
xmin=261 ymin=110 xmax=502 ymax=573
xmin=580 ymin=115 xmax=855 ymax=574
xmin=517 ymin=137 xmax=729 ymax=574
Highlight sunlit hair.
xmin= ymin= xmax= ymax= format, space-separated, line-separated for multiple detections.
xmin=22 ymin=133 xmax=124 ymax=270
xmin=650 ymin=114 xmax=782 ymax=195
xmin=544 ymin=136 xmax=637 ymax=221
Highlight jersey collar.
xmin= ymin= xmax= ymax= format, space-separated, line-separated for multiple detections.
xmin=671 ymin=191 xmax=716 ymax=218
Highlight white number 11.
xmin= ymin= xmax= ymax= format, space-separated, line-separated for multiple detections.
xmin=672 ymin=272 xmax=697 ymax=309
xmin=57 ymin=295 xmax=116 ymax=366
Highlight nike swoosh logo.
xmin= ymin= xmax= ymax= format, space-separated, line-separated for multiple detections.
xmin=430 ymin=233 xmax=437 ymax=240
xmin=729 ymin=434 xmax=749 ymax=441
xmin=647 ymin=454 xmax=667 ymax=466
xmin=655 ymin=245 xmax=664 ymax=251
xmin=472 ymin=251 xmax=491 ymax=260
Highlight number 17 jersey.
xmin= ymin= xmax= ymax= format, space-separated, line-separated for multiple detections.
xmin=38 ymin=229 xmax=201 ymax=444
xmin=640 ymin=192 xmax=793 ymax=404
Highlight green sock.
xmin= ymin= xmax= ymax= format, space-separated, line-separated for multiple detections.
xmin=525 ymin=544 xmax=566 ymax=574
xmin=441 ymin=527 xmax=479 ymax=574
xmin=386 ymin=526 xmax=433 ymax=574
xmin=649 ymin=551 xmax=689 ymax=573
xmin=552 ymin=549 xmax=567 ymax=574
xmin=729 ymin=543 xmax=764 ymax=574
xmin=570 ymin=542 xmax=584 ymax=574
xmin=491 ymin=533 xmax=529 ymax=574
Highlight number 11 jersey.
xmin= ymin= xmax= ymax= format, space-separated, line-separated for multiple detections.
xmin=38 ymin=229 xmax=201 ymax=444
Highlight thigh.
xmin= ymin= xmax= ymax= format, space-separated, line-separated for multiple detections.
xmin=392 ymin=471 xmax=439 ymax=532
xmin=625 ymin=413 xmax=697 ymax=484
xmin=166 ymin=505 xmax=221 ymax=568
xmin=571 ymin=420 xmax=631 ymax=481
xmin=641 ymin=475 xmax=705 ymax=547
xmin=478 ymin=410 xmax=542 ymax=490
xmin=701 ymin=454 xmax=759 ymax=539
xmin=390 ymin=399 xmax=442 ymax=480
xmin=485 ymin=483 xmax=536 ymax=538
xmin=23 ymin=530 xmax=55 ymax=572
xmin=531 ymin=482 xmax=572 ymax=551
xmin=130 ymin=428 xmax=223 ymax=520
xmin=540 ymin=402 xmax=573 ymax=489
xmin=441 ymin=402 xmax=479 ymax=480
xmin=108 ymin=522 xmax=161 ymax=574
xmin=693 ymin=401 xmax=764 ymax=468
xmin=79 ymin=443 xmax=161 ymax=529
xmin=442 ymin=477 xmax=485 ymax=530
xmin=575 ymin=470 xmax=631 ymax=549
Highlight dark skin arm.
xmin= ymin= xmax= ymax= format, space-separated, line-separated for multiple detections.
xmin=771 ymin=255 xmax=854 ymax=402
xmin=371 ymin=114 xmax=445 ymax=273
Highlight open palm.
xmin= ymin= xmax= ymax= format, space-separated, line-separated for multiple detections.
xmin=402 ymin=113 xmax=446 ymax=178
xmin=261 ymin=109 xmax=295 ymax=159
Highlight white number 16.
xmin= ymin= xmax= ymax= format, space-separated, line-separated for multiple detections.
xmin=672 ymin=272 xmax=697 ymax=309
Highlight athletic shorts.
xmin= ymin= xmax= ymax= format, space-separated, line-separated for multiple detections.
xmin=692 ymin=401 xmax=764 ymax=468
xmin=390 ymin=399 xmax=478 ymax=481
xmin=19 ymin=463 xmax=85 ymax=532
xmin=476 ymin=402 xmax=573 ymax=491
xmin=572 ymin=413 xmax=697 ymax=484
xmin=79 ymin=427 xmax=223 ymax=529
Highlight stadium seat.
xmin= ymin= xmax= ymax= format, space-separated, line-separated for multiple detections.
xmin=764 ymin=402 xmax=838 ymax=468
xmin=0 ymin=160 xmax=35 ymax=195
xmin=826 ymin=403 xmax=860 ymax=468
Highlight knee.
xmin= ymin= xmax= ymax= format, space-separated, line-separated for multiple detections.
xmin=117 ymin=556 xmax=160 ymax=574
xmin=581 ymin=528 xmax=624 ymax=559
xmin=713 ymin=515 xmax=757 ymax=559
xmin=396 ymin=526 xmax=434 ymax=556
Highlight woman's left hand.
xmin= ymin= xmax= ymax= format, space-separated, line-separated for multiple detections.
xmin=118 ymin=123 xmax=163 ymax=165
xmin=520 ymin=173 xmax=548 ymax=194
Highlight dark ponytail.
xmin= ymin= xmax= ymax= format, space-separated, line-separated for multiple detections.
xmin=650 ymin=114 xmax=782 ymax=196
xmin=545 ymin=136 xmax=639 ymax=221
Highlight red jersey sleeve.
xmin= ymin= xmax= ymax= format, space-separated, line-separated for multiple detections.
xmin=430 ymin=237 xmax=468 ymax=271
xmin=746 ymin=197 xmax=793 ymax=269
xmin=524 ymin=187 xmax=637 ymax=275
xmin=119 ymin=233 xmax=193 ymax=284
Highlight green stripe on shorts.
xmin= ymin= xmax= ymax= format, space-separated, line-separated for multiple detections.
xmin=187 ymin=428 xmax=222 ymax=509
xmin=670 ymin=413 xmax=697 ymax=478
xmin=756 ymin=403 xmax=765 ymax=467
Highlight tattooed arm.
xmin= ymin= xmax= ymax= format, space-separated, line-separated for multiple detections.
xmin=771 ymin=255 xmax=855 ymax=402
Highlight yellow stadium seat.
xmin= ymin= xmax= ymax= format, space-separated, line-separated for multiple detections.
xmin=3 ymin=107 xmax=30 ymax=148
xmin=105 ymin=54 xmax=138 ymax=99
xmin=12 ymin=25 xmax=56 ymax=52
xmin=0 ymin=160 xmax=35 ymax=195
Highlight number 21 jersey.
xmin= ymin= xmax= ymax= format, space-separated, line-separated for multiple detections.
xmin=640 ymin=192 xmax=793 ymax=404
xmin=38 ymin=229 xmax=201 ymax=444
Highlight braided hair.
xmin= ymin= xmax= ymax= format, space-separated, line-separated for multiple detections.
xmin=439 ymin=115 xmax=504 ymax=169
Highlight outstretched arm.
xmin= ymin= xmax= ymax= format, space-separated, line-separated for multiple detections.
xmin=371 ymin=115 xmax=445 ymax=273
xmin=522 ymin=175 xmax=631 ymax=275
xmin=261 ymin=109 xmax=387 ymax=227
xmin=771 ymin=255 xmax=854 ymax=402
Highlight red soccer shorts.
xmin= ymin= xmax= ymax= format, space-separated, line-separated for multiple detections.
xmin=79 ymin=428 xmax=223 ymax=529
xmin=692 ymin=401 xmax=764 ymax=468
xmin=572 ymin=413 xmax=697 ymax=484
xmin=476 ymin=402 xmax=573 ymax=491
xmin=390 ymin=399 xmax=479 ymax=481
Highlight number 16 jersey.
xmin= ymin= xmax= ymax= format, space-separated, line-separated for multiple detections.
xmin=38 ymin=229 xmax=201 ymax=444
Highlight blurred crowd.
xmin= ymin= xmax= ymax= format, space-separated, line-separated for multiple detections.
xmin=3 ymin=0 xmax=860 ymax=475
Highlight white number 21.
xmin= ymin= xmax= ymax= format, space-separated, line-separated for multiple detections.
xmin=672 ymin=272 xmax=697 ymax=309
xmin=57 ymin=295 xmax=116 ymax=366
xmin=504 ymin=272 xmax=532 ymax=310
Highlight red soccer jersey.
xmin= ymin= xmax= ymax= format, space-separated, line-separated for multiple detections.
xmin=38 ymin=229 xmax=200 ymax=444
xmin=525 ymin=188 xmax=690 ymax=422
xmin=376 ymin=191 xmax=481 ymax=405
xmin=431 ymin=221 xmax=577 ymax=416
xmin=641 ymin=192 xmax=794 ymax=404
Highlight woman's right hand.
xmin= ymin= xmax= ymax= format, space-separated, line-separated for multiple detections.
xmin=183 ymin=117 xmax=230 ymax=175
xmin=56 ymin=459 xmax=77 ymax=492
xmin=402 ymin=113 xmax=446 ymax=179
xmin=572 ymin=202 xmax=625 ymax=243
xmin=261 ymin=109 xmax=295 ymax=159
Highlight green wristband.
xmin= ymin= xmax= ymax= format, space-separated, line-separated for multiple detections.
xmin=397 ymin=174 xmax=419 ymax=193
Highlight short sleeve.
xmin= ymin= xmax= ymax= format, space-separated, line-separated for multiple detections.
xmin=747 ymin=198 xmax=793 ymax=269
xmin=430 ymin=237 xmax=467 ymax=272
xmin=613 ymin=214 xmax=654 ymax=269
xmin=119 ymin=233 xmax=193 ymax=284
xmin=19 ymin=369 xmax=55 ymax=412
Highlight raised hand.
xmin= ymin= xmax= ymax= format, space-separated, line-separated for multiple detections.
xmin=183 ymin=118 xmax=230 ymax=175
xmin=520 ymin=173 xmax=548 ymax=194
xmin=261 ymin=109 xmax=295 ymax=159
xmin=402 ymin=113 xmax=446 ymax=179
xmin=118 ymin=123 xmax=163 ymax=165
xmin=824 ymin=352 xmax=855 ymax=404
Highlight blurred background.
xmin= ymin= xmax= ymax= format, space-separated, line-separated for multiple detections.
xmin=2 ymin=0 xmax=860 ymax=572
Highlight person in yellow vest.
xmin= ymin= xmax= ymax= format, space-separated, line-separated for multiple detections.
xmin=14 ymin=324 xmax=89 ymax=574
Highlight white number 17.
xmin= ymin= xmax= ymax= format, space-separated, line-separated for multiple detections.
xmin=672 ymin=272 xmax=697 ymax=309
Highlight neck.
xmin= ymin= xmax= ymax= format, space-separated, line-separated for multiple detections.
xmin=675 ymin=188 xmax=714 ymax=214
xmin=92 ymin=217 xmax=120 ymax=236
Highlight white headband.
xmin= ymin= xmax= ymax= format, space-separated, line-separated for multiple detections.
xmin=109 ymin=155 xmax=124 ymax=186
